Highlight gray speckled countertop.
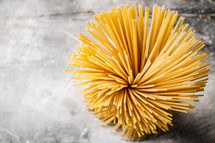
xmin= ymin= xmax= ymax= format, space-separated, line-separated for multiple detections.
xmin=0 ymin=0 xmax=214 ymax=143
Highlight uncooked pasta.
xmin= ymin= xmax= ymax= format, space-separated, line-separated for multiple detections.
xmin=66 ymin=3 xmax=210 ymax=141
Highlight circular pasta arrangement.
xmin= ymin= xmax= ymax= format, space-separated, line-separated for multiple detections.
xmin=66 ymin=3 xmax=210 ymax=141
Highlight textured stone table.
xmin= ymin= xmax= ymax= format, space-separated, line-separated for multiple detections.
xmin=0 ymin=0 xmax=214 ymax=143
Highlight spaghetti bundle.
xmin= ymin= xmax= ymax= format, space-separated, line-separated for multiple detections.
xmin=66 ymin=3 xmax=210 ymax=141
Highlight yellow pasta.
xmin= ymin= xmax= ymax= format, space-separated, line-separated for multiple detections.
xmin=66 ymin=3 xmax=210 ymax=141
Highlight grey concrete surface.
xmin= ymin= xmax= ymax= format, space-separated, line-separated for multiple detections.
xmin=0 ymin=0 xmax=215 ymax=143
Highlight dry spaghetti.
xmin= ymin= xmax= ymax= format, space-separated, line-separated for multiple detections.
xmin=66 ymin=3 xmax=210 ymax=141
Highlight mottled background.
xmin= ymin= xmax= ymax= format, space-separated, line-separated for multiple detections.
xmin=0 ymin=0 xmax=215 ymax=143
